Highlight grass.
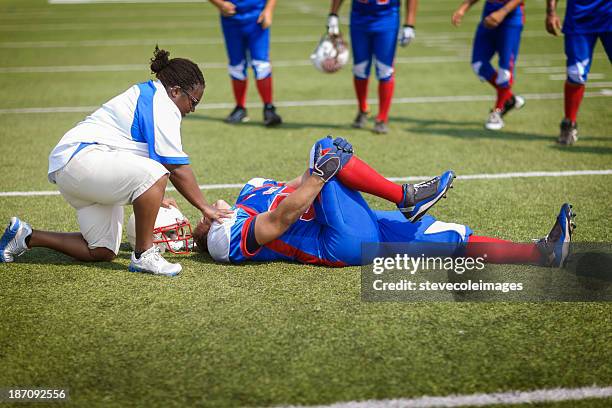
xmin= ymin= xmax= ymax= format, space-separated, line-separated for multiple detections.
xmin=0 ymin=0 xmax=611 ymax=407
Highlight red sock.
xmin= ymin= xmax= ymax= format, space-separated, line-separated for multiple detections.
xmin=353 ymin=77 xmax=369 ymax=113
xmin=338 ymin=156 xmax=404 ymax=203
xmin=256 ymin=76 xmax=273 ymax=105
xmin=376 ymin=76 xmax=395 ymax=123
xmin=466 ymin=235 xmax=541 ymax=265
xmin=495 ymin=86 xmax=513 ymax=110
xmin=231 ymin=79 xmax=247 ymax=108
xmin=564 ymin=81 xmax=585 ymax=123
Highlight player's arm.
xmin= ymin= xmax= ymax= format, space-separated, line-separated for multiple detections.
xmin=545 ymin=0 xmax=562 ymax=36
xmin=328 ymin=0 xmax=344 ymax=35
xmin=253 ymin=175 xmax=325 ymax=245
xmin=483 ymin=0 xmax=522 ymax=29
xmin=209 ymin=0 xmax=236 ymax=17
xmin=399 ymin=0 xmax=418 ymax=47
xmin=164 ymin=164 xmax=233 ymax=222
xmin=452 ymin=0 xmax=479 ymax=26
xmin=258 ymin=0 xmax=277 ymax=29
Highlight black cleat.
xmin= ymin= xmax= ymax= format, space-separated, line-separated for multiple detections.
xmin=352 ymin=111 xmax=369 ymax=129
xmin=263 ymin=104 xmax=282 ymax=127
xmin=558 ymin=119 xmax=578 ymax=145
xmin=225 ymin=106 xmax=248 ymax=124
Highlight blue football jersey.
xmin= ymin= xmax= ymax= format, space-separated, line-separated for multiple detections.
xmin=563 ymin=0 xmax=611 ymax=34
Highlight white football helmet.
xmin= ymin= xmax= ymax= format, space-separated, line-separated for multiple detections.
xmin=310 ymin=33 xmax=350 ymax=73
xmin=127 ymin=206 xmax=193 ymax=254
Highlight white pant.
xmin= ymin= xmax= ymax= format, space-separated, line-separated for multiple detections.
xmin=53 ymin=145 xmax=169 ymax=254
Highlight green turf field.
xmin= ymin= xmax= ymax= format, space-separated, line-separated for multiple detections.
xmin=1 ymin=0 xmax=611 ymax=407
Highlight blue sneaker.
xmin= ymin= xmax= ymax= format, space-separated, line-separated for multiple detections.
xmin=537 ymin=203 xmax=576 ymax=267
xmin=398 ymin=170 xmax=456 ymax=222
xmin=0 ymin=217 xmax=32 ymax=262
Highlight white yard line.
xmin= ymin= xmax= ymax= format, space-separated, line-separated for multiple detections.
xmin=284 ymin=385 xmax=612 ymax=408
xmin=2 ymin=170 xmax=612 ymax=198
xmin=1 ymin=90 xmax=610 ymax=115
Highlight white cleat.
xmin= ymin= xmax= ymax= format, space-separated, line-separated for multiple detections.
xmin=0 ymin=217 xmax=32 ymax=262
xmin=485 ymin=110 xmax=504 ymax=130
xmin=128 ymin=246 xmax=182 ymax=276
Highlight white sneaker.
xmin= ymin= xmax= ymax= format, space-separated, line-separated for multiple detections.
xmin=0 ymin=217 xmax=32 ymax=262
xmin=485 ymin=110 xmax=504 ymax=130
xmin=128 ymin=246 xmax=182 ymax=276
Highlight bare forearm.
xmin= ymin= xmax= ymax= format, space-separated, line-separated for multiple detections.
xmin=167 ymin=165 xmax=209 ymax=212
xmin=404 ymin=0 xmax=418 ymax=26
xmin=330 ymin=0 xmax=343 ymax=14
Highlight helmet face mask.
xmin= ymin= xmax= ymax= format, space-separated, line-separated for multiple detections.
xmin=127 ymin=206 xmax=195 ymax=255
xmin=310 ymin=33 xmax=350 ymax=73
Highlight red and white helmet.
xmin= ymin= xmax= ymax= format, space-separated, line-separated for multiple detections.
xmin=127 ymin=206 xmax=193 ymax=254
xmin=310 ymin=33 xmax=350 ymax=73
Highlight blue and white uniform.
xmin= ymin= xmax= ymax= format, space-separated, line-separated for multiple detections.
xmin=562 ymin=0 xmax=611 ymax=85
xmin=350 ymin=0 xmax=400 ymax=81
xmin=207 ymin=138 xmax=472 ymax=267
xmin=220 ymin=0 xmax=271 ymax=80
xmin=471 ymin=0 xmax=524 ymax=87
xmin=47 ymin=80 xmax=187 ymax=254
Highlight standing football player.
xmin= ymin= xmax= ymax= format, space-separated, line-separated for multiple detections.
xmin=327 ymin=0 xmax=419 ymax=134
xmin=452 ymin=0 xmax=525 ymax=130
xmin=0 ymin=48 xmax=232 ymax=276
xmin=545 ymin=0 xmax=611 ymax=145
xmin=209 ymin=0 xmax=283 ymax=127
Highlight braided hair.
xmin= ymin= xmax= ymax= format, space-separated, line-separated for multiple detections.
xmin=150 ymin=46 xmax=205 ymax=91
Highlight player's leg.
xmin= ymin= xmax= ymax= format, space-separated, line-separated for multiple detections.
xmin=310 ymin=137 xmax=455 ymax=222
xmin=350 ymin=24 xmax=373 ymax=128
xmin=559 ymin=33 xmax=598 ymax=145
xmin=372 ymin=23 xmax=399 ymax=134
xmin=221 ymin=17 xmax=249 ymax=124
xmin=246 ymin=20 xmax=282 ymax=127
xmin=495 ymin=24 xmax=525 ymax=118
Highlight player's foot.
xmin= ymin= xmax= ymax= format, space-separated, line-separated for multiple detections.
xmin=225 ymin=106 xmax=248 ymax=124
xmin=373 ymin=120 xmax=389 ymax=134
xmin=352 ymin=111 xmax=369 ymax=129
xmin=0 ymin=217 xmax=32 ymax=262
xmin=398 ymin=170 xmax=456 ymax=222
xmin=128 ymin=246 xmax=182 ymax=276
xmin=536 ymin=203 xmax=576 ymax=267
xmin=500 ymin=95 xmax=525 ymax=117
xmin=484 ymin=109 xmax=504 ymax=130
xmin=263 ymin=104 xmax=282 ymax=127
xmin=558 ymin=118 xmax=578 ymax=146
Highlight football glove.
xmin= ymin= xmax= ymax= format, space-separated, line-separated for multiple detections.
xmin=399 ymin=25 xmax=415 ymax=47
xmin=327 ymin=13 xmax=340 ymax=36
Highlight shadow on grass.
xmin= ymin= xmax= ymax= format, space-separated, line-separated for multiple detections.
xmin=393 ymin=115 xmax=612 ymax=152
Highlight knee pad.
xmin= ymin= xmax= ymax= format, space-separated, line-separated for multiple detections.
xmin=252 ymin=59 xmax=271 ymax=80
xmin=352 ymin=60 xmax=371 ymax=79
xmin=375 ymin=60 xmax=394 ymax=81
xmin=567 ymin=58 xmax=589 ymax=85
xmin=228 ymin=60 xmax=247 ymax=81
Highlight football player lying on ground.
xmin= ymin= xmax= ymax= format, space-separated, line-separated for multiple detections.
xmin=192 ymin=136 xmax=575 ymax=267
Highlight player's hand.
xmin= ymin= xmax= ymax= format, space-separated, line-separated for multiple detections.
xmin=545 ymin=13 xmax=562 ymax=36
xmin=161 ymin=197 xmax=178 ymax=209
xmin=451 ymin=9 xmax=465 ymax=26
xmin=327 ymin=13 xmax=340 ymax=36
xmin=218 ymin=1 xmax=236 ymax=17
xmin=257 ymin=8 xmax=273 ymax=29
xmin=202 ymin=204 xmax=233 ymax=222
xmin=398 ymin=25 xmax=415 ymax=47
xmin=483 ymin=9 xmax=506 ymax=29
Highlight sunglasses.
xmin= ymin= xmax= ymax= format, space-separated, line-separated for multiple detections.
xmin=178 ymin=86 xmax=200 ymax=108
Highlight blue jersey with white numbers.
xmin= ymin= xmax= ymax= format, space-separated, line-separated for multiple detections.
xmin=481 ymin=0 xmax=524 ymax=27
xmin=563 ymin=0 xmax=611 ymax=34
